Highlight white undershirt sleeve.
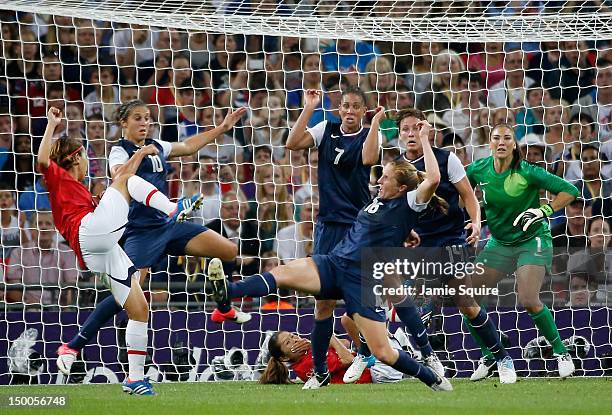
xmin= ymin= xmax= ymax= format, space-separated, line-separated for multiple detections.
xmin=108 ymin=146 xmax=129 ymax=170
xmin=447 ymin=152 xmax=467 ymax=184
xmin=306 ymin=120 xmax=328 ymax=148
xmin=406 ymin=189 xmax=429 ymax=212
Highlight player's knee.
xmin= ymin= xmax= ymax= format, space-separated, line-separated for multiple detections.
xmin=314 ymin=300 xmax=335 ymax=319
xmin=371 ymin=345 xmax=396 ymax=366
xmin=517 ymin=292 xmax=540 ymax=310
xmin=460 ymin=305 xmax=480 ymax=320
xmin=125 ymin=294 xmax=149 ymax=321
xmin=340 ymin=314 xmax=352 ymax=330
xmin=223 ymin=242 xmax=238 ymax=261
xmin=523 ymin=302 xmax=543 ymax=314
xmin=113 ymin=171 xmax=132 ymax=184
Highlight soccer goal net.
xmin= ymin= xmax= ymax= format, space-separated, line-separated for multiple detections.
xmin=0 ymin=1 xmax=611 ymax=384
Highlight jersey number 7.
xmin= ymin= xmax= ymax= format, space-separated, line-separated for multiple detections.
xmin=334 ymin=147 xmax=345 ymax=165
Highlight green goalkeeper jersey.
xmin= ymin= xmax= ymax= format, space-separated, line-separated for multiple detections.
xmin=466 ymin=157 xmax=580 ymax=246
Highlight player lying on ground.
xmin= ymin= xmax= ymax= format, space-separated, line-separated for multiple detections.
xmin=285 ymin=87 xmax=382 ymax=388
xmin=260 ymin=317 xmax=408 ymax=385
xmin=465 ymin=123 xmax=580 ymax=380
xmin=208 ymin=121 xmax=460 ymax=391
xmin=39 ymin=108 xmax=193 ymax=395
xmin=343 ymin=106 xmax=481 ymax=384
xmin=57 ymin=101 xmax=249 ymax=376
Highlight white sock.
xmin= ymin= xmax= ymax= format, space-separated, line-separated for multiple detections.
xmin=126 ymin=319 xmax=148 ymax=381
xmin=127 ymin=176 xmax=177 ymax=216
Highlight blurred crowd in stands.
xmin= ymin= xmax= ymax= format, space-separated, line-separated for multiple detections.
xmin=0 ymin=7 xmax=609 ymax=311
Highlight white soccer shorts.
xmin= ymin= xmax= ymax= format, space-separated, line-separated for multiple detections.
xmin=78 ymin=187 xmax=137 ymax=306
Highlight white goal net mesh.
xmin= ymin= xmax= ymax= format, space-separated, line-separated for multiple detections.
xmin=0 ymin=1 xmax=610 ymax=383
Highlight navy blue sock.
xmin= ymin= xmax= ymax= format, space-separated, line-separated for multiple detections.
xmin=216 ymin=296 xmax=232 ymax=313
xmin=216 ymin=261 xmax=236 ymax=313
xmin=391 ymin=350 xmax=437 ymax=386
xmin=68 ymin=295 xmax=122 ymax=350
xmin=469 ymin=309 xmax=508 ymax=362
xmin=312 ymin=316 xmax=334 ymax=375
xmin=358 ymin=333 xmax=371 ymax=357
xmin=228 ymin=272 xmax=277 ymax=298
xmin=393 ymin=303 xmax=434 ymax=357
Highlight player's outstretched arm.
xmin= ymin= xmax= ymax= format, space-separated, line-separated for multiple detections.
xmin=362 ymin=106 xmax=384 ymax=166
xmin=37 ymin=107 xmax=62 ymax=169
xmin=286 ymin=89 xmax=320 ymax=150
xmin=415 ymin=120 xmax=441 ymax=205
xmin=169 ymin=107 xmax=248 ymax=157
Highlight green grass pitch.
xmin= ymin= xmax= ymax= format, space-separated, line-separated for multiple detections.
xmin=1 ymin=378 xmax=611 ymax=415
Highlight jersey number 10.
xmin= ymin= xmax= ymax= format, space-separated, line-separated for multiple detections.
xmin=148 ymin=155 xmax=164 ymax=172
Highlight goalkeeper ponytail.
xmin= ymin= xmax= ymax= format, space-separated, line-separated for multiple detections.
xmin=259 ymin=332 xmax=292 ymax=385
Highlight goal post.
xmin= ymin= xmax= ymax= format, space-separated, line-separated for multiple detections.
xmin=0 ymin=1 xmax=610 ymax=384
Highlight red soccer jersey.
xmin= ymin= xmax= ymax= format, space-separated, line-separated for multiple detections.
xmin=40 ymin=160 xmax=96 ymax=268
xmin=290 ymin=348 xmax=372 ymax=384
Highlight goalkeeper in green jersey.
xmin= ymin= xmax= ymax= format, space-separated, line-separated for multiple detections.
xmin=465 ymin=123 xmax=580 ymax=381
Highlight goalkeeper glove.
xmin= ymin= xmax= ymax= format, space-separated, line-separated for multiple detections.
xmin=513 ymin=204 xmax=554 ymax=232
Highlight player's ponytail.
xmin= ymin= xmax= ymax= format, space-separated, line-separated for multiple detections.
xmin=391 ymin=160 xmax=450 ymax=215
xmin=49 ymin=137 xmax=84 ymax=170
xmin=259 ymin=357 xmax=291 ymax=384
xmin=259 ymin=332 xmax=292 ymax=385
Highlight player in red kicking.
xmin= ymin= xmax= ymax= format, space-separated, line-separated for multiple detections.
xmin=39 ymin=108 xmax=190 ymax=395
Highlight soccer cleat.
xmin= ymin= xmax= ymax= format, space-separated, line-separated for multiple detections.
xmin=429 ymin=374 xmax=453 ymax=391
xmin=211 ymin=307 xmax=252 ymax=324
xmin=172 ymin=194 xmax=205 ymax=222
xmin=206 ymin=258 xmax=229 ymax=304
xmin=122 ymin=377 xmax=156 ymax=395
xmin=556 ymin=353 xmax=575 ymax=378
xmin=424 ymin=353 xmax=446 ymax=379
xmin=470 ymin=356 xmax=496 ymax=381
xmin=56 ymin=343 xmax=78 ymax=376
xmin=343 ymin=355 xmax=370 ymax=384
xmin=302 ymin=371 xmax=331 ymax=390
xmin=497 ymin=356 xmax=517 ymax=384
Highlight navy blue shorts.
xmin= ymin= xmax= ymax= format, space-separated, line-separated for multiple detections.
xmin=313 ymin=221 xmax=352 ymax=255
xmin=420 ymin=241 xmax=472 ymax=285
xmin=420 ymin=236 xmax=467 ymax=248
xmin=122 ymin=221 xmax=208 ymax=268
xmin=312 ymin=254 xmax=386 ymax=323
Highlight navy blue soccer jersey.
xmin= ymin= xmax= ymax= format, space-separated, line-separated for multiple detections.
xmin=307 ymin=120 xmax=377 ymax=224
xmin=398 ymin=148 xmax=467 ymax=247
xmin=108 ymin=138 xmax=172 ymax=229
xmin=331 ymin=190 xmax=428 ymax=264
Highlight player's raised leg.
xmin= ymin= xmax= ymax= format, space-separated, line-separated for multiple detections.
xmin=183 ymin=228 xmax=251 ymax=324
xmin=207 ymin=256 xmax=322 ymax=302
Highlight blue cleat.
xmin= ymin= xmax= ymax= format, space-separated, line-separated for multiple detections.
xmin=172 ymin=194 xmax=205 ymax=222
xmin=364 ymin=354 xmax=376 ymax=368
xmin=122 ymin=378 xmax=156 ymax=396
